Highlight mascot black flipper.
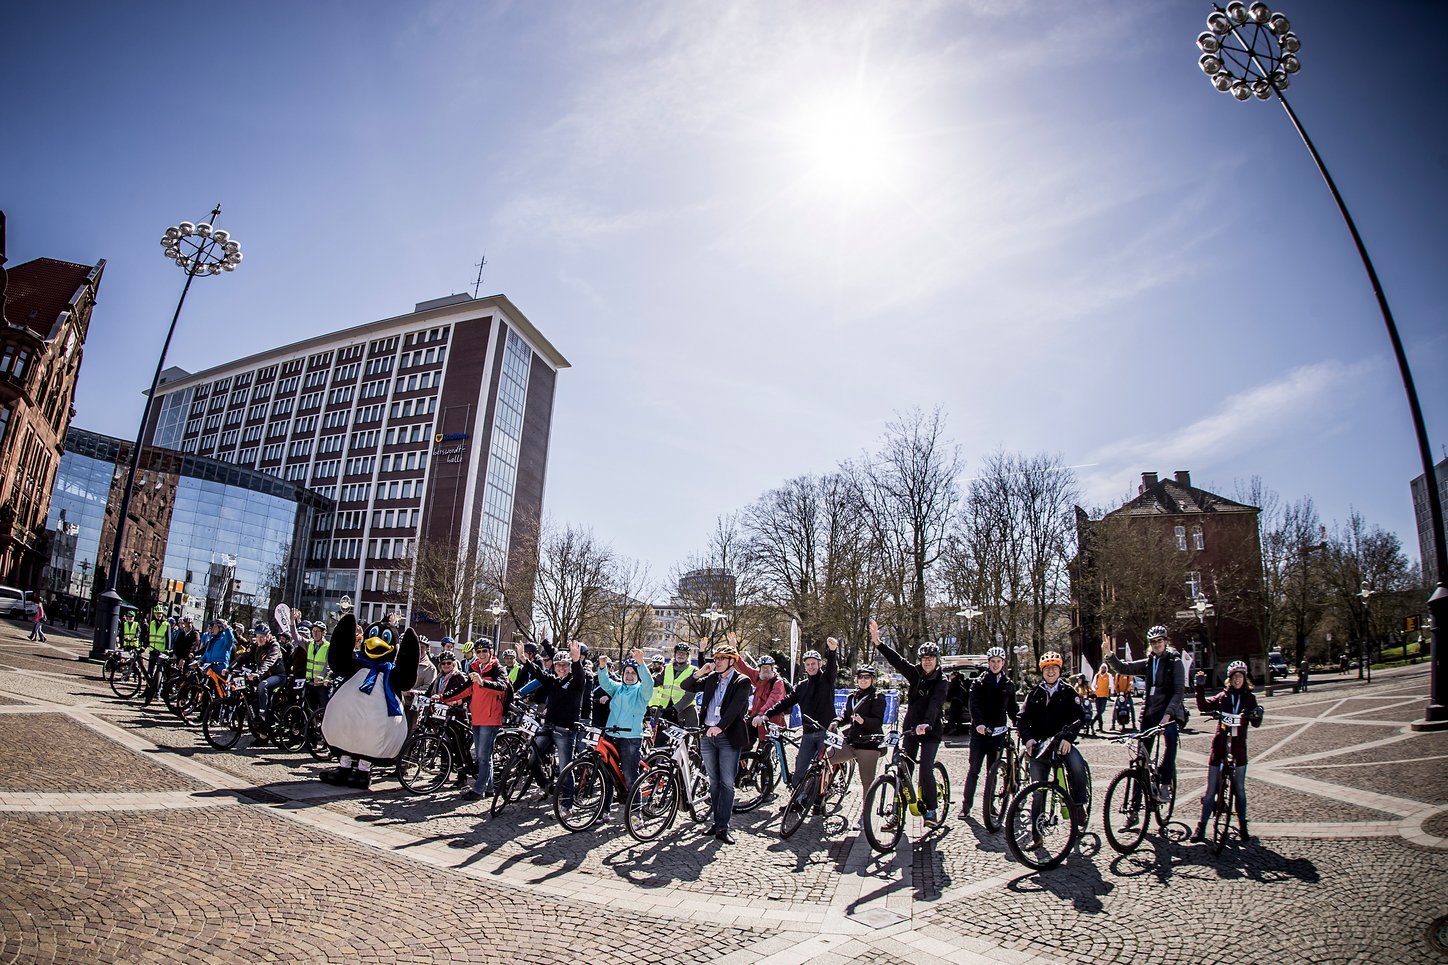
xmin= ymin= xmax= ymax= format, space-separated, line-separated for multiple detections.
xmin=318 ymin=616 xmax=415 ymax=790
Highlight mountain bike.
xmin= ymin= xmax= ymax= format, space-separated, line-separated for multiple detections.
xmin=1101 ymin=721 xmax=1176 ymax=855
xmin=201 ymin=674 xmax=307 ymax=752
xmin=862 ymin=732 xmax=954 ymax=853
xmin=491 ymin=711 xmax=559 ymax=816
xmin=396 ymin=694 xmax=477 ymax=794
xmin=982 ymin=725 xmax=1026 ymax=832
xmin=1003 ymin=723 xmax=1092 ymax=870
xmin=733 ymin=721 xmax=799 ymax=813
xmin=625 ymin=722 xmax=713 ymax=841
xmin=779 ymin=723 xmax=859 ymax=840
xmin=554 ymin=724 xmax=648 ymax=833
xmin=1204 ymin=710 xmax=1247 ymax=855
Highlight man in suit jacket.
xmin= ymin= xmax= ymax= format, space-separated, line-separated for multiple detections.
xmin=681 ymin=642 xmax=753 ymax=843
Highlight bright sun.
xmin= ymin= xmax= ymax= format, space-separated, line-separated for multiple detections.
xmin=792 ymin=90 xmax=902 ymax=197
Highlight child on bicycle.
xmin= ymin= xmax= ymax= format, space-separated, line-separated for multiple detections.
xmin=827 ymin=665 xmax=887 ymax=831
xmin=1191 ymin=660 xmax=1263 ymax=844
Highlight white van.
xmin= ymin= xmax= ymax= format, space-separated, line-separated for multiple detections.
xmin=0 ymin=586 xmax=37 ymax=619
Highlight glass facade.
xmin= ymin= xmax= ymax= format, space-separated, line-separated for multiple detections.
xmin=44 ymin=448 xmax=114 ymax=599
xmin=479 ymin=328 xmax=531 ymax=556
xmin=153 ymin=387 xmax=192 ymax=450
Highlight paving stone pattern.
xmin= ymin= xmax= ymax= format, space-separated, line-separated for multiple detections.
xmin=0 ymin=714 xmax=204 ymax=793
xmin=0 ymin=808 xmax=765 ymax=964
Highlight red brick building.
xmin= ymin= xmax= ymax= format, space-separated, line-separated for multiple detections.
xmin=1072 ymin=470 xmax=1267 ymax=681
xmin=0 ymin=219 xmax=105 ymax=590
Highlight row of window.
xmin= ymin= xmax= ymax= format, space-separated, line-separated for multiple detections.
xmin=1174 ymin=525 xmax=1206 ymax=552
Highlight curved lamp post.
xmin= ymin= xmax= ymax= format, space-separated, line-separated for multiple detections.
xmin=89 ymin=207 xmax=244 ymax=660
xmin=487 ymin=598 xmax=506 ymax=648
xmin=1359 ymin=582 xmax=1374 ymax=683
xmin=955 ymin=606 xmax=983 ymax=655
xmin=1196 ymin=4 xmax=1447 ymax=729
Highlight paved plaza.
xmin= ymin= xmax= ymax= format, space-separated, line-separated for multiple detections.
xmin=1 ymin=624 xmax=1445 ymax=964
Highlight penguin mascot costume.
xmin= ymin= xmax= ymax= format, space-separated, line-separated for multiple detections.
xmin=319 ymin=614 xmax=419 ymax=789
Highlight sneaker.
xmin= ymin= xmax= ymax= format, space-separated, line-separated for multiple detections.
xmin=461 ymin=789 xmax=482 ymax=802
xmin=850 ymin=819 xmax=863 ymax=832
xmin=1191 ymin=823 xmax=1206 ymax=843
xmin=716 ymin=828 xmax=737 ymax=845
xmin=923 ymin=810 xmax=940 ymax=827
xmin=881 ymin=816 xmax=900 ymax=833
xmin=1125 ymin=810 xmax=1139 ymax=829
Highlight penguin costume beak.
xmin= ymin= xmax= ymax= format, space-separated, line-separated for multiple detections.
xmin=363 ymin=626 xmax=396 ymax=661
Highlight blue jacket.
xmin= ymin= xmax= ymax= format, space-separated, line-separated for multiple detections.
xmin=199 ymin=627 xmax=234 ymax=670
xmin=595 ymin=665 xmax=654 ymax=739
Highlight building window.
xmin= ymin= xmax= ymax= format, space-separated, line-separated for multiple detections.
xmin=0 ymin=404 xmax=10 ymax=452
xmin=1192 ymin=525 xmax=1205 ymax=551
xmin=1186 ymin=571 xmax=1202 ymax=600
xmin=1174 ymin=524 xmax=1187 ymax=551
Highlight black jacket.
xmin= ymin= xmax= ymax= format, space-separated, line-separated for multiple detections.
xmin=833 ymin=687 xmax=886 ymax=748
xmin=1108 ymin=648 xmax=1187 ymax=726
xmin=522 ymin=664 xmax=589 ymax=728
xmin=1016 ymin=681 xmax=1087 ymax=745
xmin=968 ymin=670 xmax=1019 ymax=730
xmin=682 ymin=668 xmax=753 ymax=749
xmin=877 ymin=642 xmax=948 ymax=742
xmin=762 ymin=647 xmax=839 ymax=733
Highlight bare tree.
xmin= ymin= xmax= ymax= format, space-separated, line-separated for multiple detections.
xmin=594 ymin=555 xmax=659 ymax=660
xmin=1273 ymin=496 xmax=1328 ymax=665
xmin=406 ymin=538 xmax=492 ymax=639
xmin=1080 ymin=514 xmax=1197 ymax=653
xmin=847 ymin=406 xmax=961 ymax=652
xmin=671 ymin=514 xmax=765 ymax=646
xmin=1323 ymin=510 xmax=1413 ymax=661
xmin=530 ymin=520 xmax=615 ymax=645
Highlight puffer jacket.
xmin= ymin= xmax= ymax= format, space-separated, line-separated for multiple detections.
xmin=595 ymin=665 xmax=654 ymax=739
xmin=442 ymin=655 xmax=509 ymax=726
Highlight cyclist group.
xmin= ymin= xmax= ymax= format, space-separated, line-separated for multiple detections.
xmin=108 ymin=606 xmax=1262 ymax=858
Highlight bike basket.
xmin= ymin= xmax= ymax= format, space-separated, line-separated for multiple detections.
xmin=520 ymin=716 xmax=541 ymax=737
xmin=824 ymin=731 xmax=845 ymax=751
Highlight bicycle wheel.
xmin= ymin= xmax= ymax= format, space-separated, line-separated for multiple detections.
xmin=931 ymin=762 xmax=951 ymax=818
xmin=1212 ymin=780 xmax=1235 ymax=855
xmin=778 ymin=777 xmax=814 ymax=840
xmin=492 ymin=752 xmax=534 ymax=816
xmin=398 ymin=733 xmax=452 ymax=795
xmin=825 ymin=759 xmax=855 ymax=815
xmin=555 ymin=757 xmax=608 ymax=832
xmin=732 ymin=749 xmax=774 ymax=813
xmin=1102 ymin=769 xmax=1149 ymax=855
xmin=1004 ymin=780 xmax=1080 ymax=871
xmin=274 ymin=705 xmax=309 ymax=752
xmin=1152 ymin=775 xmax=1176 ymax=830
xmin=109 ymin=657 xmax=145 ymax=700
xmin=625 ymin=766 xmax=680 ymax=842
xmin=983 ymin=759 xmax=1011 ymax=832
xmin=863 ymin=774 xmax=904 ymax=854
xmin=202 ymin=698 xmax=243 ymax=750
xmin=306 ymin=713 xmax=332 ymax=760
xmin=160 ymin=671 xmax=184 ymax=714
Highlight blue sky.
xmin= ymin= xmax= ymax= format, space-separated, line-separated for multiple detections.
xmin=4 ymin=0 xmax=1445 ymax=583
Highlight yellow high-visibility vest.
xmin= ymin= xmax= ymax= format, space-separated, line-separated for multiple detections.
xmin=146 ymin=620 xmax=171 ymax=653
xmin=651 ymin=662 xmax=695 ymax=708
xmin=306 ymin=640 xmax=330 ymax=682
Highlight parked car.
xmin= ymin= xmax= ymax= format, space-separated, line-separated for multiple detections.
xmin=1267 ymin=652 xmax=1289 ymax=679
xmin=0 ymin=586 xmax=37 ymax=620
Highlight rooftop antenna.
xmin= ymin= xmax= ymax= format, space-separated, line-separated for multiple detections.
xmin=471 ymin=255 xmax=488 ymax=298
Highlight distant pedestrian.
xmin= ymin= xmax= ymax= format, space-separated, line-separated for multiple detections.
xmin=27 ymin=599 xmax=46 ymax=642
xmin=1296 ymin=661 xmax=1309 ymax=694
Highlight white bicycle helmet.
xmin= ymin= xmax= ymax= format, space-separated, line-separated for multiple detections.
xmin=1146 ymin=625 xmax=1170 ymax=641
xmin=985 ymin=646 xmax=1007 ymax=660
xmin=1227 ymin=660 xmax=1249 ymax=676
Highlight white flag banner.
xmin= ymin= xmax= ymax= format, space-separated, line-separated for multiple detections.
xmin=789 ymin=619 xmax=800 ymax=680
xmin=273 ymin=603 xmax=293 ymax=640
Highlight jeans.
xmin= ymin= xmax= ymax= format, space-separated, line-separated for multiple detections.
xmin=142 ymin=650 xmax=167 ymax=700
xmin=1142 ymin=718 xmax=1179 ymax=786
xmin=1093 ymin=697 xmax=1108 ymax=728
xmin=472 ymin=725 xmax=499 ymax=794
xmin=902 ymin=734 xmax=942 ymax=812
xmin=258 ymin=674 xmax=285 ymax=714
xmin=28 ymin=621 xmax=44 ymax=642
xmin=1028 ymin=745 xmax=1089 ymax=823
xmin=962 ymin=729 xmax=1004 ymax=808
xmin=1199 ymin=762 xmax=1248 ymax=825
xmin=616 ymin=737 xmax=642 ymax=793
xmin=796 ymin=730 xmax=826 ymax=786
xmin=531 ymin=726 xmax=576 ymax=801
xmin=700 ymin=734 xmax=741 ymax=830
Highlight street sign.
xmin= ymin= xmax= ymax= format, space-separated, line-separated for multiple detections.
xmin=1404 ymin=615 xmax=1421 ymax=633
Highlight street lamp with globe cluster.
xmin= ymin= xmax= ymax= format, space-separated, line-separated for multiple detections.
xmin=89 ymin=207 xmax=244 ymax=660
xmin=1193 ymin=3 xmax=1447 ymax=729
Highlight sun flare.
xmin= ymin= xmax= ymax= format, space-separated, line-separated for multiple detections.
xmin=792 ymin=90 xmax=902 ymax=196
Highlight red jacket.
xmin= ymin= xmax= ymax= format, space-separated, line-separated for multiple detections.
xmin=737 ymin=661 xmax=789 ymax=739
xmin=442 ymin=656 xmax=509 ymax=726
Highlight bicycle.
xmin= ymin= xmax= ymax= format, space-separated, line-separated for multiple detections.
xmin=201 ymin=673 xmax=307 ymax=752
xmin=107 ymin=647 xmax=147 ymax=700
xmin=396 ymin=694 xmax=477 ymax=795
xmin=1003 ymin=723 xmax=1093 ymax=870
xmin=778 ymin=720 xmax=861 ymax=839
xmin=624 ymin=722 xmax=713 ymax=841
xmin=733 ymin=720 xmax=799 ymax=813
xmin=1101 ymin=721 xmax=1176 ymax=855
xmin=553 ymin=724 xmax=646 ymax=832
xmin=981 ymin=725 xmax=1026 ymax=832
xmin=1204 ymin=710 xmax=1246 ymax=855
xmin=862 ymin=732 xmax=954 ymax=853
xmin=491 ymin=711 xmax=559 ymax=816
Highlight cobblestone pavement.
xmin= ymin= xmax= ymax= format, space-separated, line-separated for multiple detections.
xmin=0 ymin=625 xmax=1444 ymax=964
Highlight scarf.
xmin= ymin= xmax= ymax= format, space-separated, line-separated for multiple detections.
xmin=356 ymin=651 xmax=403 ymax=717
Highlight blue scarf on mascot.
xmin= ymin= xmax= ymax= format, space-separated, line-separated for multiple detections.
xmin=356 ymin=651 xmax=403 ymax=717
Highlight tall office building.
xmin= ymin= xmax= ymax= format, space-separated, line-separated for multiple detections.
xmin=142 ymin=293 xmax=568 ymax=630
xmin=1410 ymin=457 xmax=1448 ymax=586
